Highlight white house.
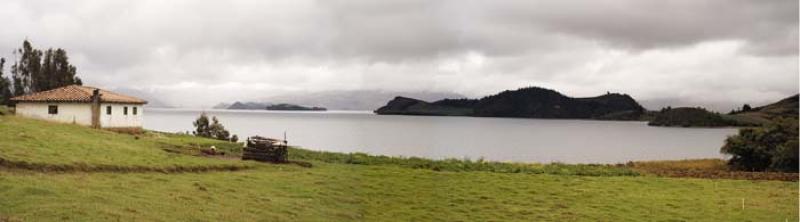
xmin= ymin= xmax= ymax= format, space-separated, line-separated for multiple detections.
xmin=10 ymin=85 xmax=148 ymax=129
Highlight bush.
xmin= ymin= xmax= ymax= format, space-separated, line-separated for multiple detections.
xmin=721 ymin=118 xmax=798 ymax=172
xmin=230 ymin=134 xmax=239 ymax=143
xmin=193 ymin=112 xmax=232 ymax=141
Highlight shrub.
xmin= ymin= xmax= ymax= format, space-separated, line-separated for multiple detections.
xmin=193 ymin=112 xmax=232 ymax=141
xmin=230 ymin=134 xmax=239 ymax=143
xmin=721 ymin=118 xmax=798 ymax=172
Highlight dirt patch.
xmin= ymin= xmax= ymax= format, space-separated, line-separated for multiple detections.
xmin=160 ymin=143 xmax=200 ymax=155
xmin=104 ymin=127 xmax=145 ymax=135
xmin=0 ymin=157 xmax=252 ymax=174
xmin=0 ymin=215 xmax=21 ymax=222
xmin=627 ymin=159 xmax=798 ymax=182
xmin=159 ymin=143 xmax=244 ymax=162
xmin=637 ymin=169 xmax=797 ymax=181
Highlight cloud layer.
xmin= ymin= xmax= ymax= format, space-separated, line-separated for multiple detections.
xmin=0 ymin=0 xmax=796 ymax=109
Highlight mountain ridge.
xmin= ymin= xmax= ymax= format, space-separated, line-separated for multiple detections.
xmin=214 ymin=90 xmax=465 ymax=110
xmin=375 ymin=87 xmax=646 ymax=120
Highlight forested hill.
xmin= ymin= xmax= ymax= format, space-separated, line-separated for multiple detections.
xmin=375 ymin=87 xmax=646 ymax=120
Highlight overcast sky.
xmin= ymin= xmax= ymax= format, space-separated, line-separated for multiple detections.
xmin=0 ymin=0 xmax=797 ymax=109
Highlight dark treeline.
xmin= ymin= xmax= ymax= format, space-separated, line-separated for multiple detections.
xmin=0 ymin=39 xmax=82 ymax=105
xmin=647 ymin=107 xmax=749 ymax=127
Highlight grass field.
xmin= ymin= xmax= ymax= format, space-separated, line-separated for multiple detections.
xmin=0 ymin=113 xmax=797 ymax=221
xmin=0 ymin=114 xmax=252 ymax=171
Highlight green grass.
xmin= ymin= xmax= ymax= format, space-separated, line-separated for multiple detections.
xmin=0 ymin=113 xmax=797 ymax=221
xmin=0 ymin=106 xmax=9 ymax=115
xmin=0 ymin=114 xmax=252 ymax=169
xmin=288 ymin=148 xmax=638 ymax=177
xmin=1 ymin=163 xmax=796 ymax=221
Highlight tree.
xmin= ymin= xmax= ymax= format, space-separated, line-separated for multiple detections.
xmin=0 ymin=58 xmax=12 ymax=105
xmin=193 ymin=112 xmax=212 ymax=137
xmin=40 ymin=48 xmax=81 ymax=91
xmin=192 ymin=113 xmax=232 ymax=141
xmin=10 ymin=40 xmax=82 ymax=96
xmin=741 ymin=104 xmax=752 ymax=112
xmin=208 ymin=116 xmax=231 ymax=141
xmin=721 ymin=118 xmax=799 ymax=172
xmin=11 ymin=40 xmax=41 ymax=95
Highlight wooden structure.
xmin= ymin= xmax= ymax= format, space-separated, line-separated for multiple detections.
xmin=242 ymin=136 xmax=288 ymax=163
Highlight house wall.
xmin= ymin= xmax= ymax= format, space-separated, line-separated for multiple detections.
xmin=99 ymin=103 xmax=144 ymax=128
xmin=15 ymin=102 xmax=93 ymax=126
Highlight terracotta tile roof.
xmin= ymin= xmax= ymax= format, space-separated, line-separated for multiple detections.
xmin=10 ymin=85 xmax=147 ymax=104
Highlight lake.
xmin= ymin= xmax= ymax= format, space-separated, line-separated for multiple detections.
xmin=144 ymin=108 xmax=739 ymax=164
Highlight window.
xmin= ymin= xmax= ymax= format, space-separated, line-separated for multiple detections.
xmin=133 ymin=107 xmax=138 ymax=115
xmin=123 ymin=106 xmax=128 ymax=115
xmin=48 ymin=105 xmax=58 ymax=114
xmin=106 ymin=106 xmax=112 ymax=115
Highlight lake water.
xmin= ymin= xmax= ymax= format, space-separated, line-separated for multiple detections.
xmin=144 ymin=108 xmax=739 ymax=164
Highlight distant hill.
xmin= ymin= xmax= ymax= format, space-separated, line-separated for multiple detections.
xmin=375 ymin=87 xmax=646 ymax=120
xmin=266 ymin=103 xmax=326 ymax=111
xmin=218 ymin=101 xmax=327 ymax=111
xmin=226 ymin=101 xmax=270 ymax=110
xmin=373 ymin=97 xmax=474 ymax=116
xmin=215 ymin=90 xmax=465 ymax=111
xmin=212 ymin=103 xmax=232 ymax=109
xmin=648 ymin=95 xmax=798 ymax=127
xmin=729 ymin=94 xmax=799 ymax=125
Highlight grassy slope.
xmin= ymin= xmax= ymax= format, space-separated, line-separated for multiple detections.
xmin=0 ymin=115 xmax=250 ymax=169
xmin=729 ymin=94 xmax=799 ymax=126
xmin=287 ymin=148 xmax=639 ymax=177
xmin=0 ymin=114 xmax=797 ymax=221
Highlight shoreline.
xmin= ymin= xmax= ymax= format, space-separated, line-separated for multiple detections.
xmin=284 ymin=146 xmax=798 ymax=181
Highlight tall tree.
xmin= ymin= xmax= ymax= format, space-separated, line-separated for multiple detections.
xmin=56 ymin=48 xmax=82 ymax=87
xmin=10 ymin=40 xmax=81 ymax=96
xmin=193 ymin=112 xmax=212 ymax=138
xmin=0 ymin=58 xmax=13 ymax=105
xmin=41 ymin=48 xmax=81 ymax=91
xmin=39 ymin=48 xmax=54 ymax=92
xmin=11 ymin=40 xmax=42 ymax=95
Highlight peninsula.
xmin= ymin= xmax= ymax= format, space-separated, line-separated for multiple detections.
xmin=375 ymin=87 xmax=645 ymax=120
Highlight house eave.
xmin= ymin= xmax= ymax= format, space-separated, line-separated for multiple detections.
xmin=11 ymin=100 xmax=148 ymax=105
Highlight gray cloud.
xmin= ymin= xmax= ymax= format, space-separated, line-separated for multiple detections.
xmin=0 ymin=0 xmax=796 ymax=110
xmin=491 ymin=0 xmax=798 ymax=55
